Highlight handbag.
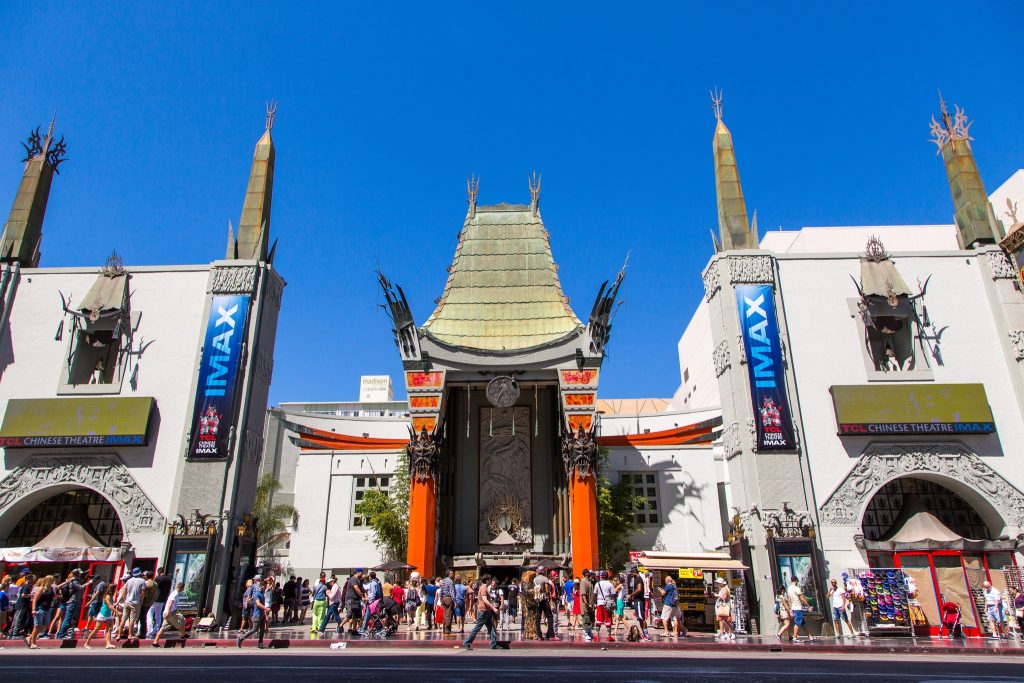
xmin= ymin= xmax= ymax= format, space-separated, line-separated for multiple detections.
xmin=716 ymin=601 xmax=731 ymax=618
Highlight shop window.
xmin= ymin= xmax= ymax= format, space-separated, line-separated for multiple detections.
xmin=621 ymin=472 xmax=660 ymax=526
xmin=351 ymin=475 xmax=391 ymax=528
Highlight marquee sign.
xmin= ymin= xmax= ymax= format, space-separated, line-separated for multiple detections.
xmin=736 ymin=284 xmax=795 ymax=450
xmin=187 ymin=295 xmax=250 ymax=459
xmin=0 ymin=397 xmax=154 ymax=448
xmin=831 ymin=384 xmax=995 ymax=435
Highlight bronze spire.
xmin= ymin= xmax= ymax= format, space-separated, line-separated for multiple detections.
xmin=929 ymin=93 xmax=1002 ymax=248
xmin=0 ymin=117 xmax=67 ymax=266
xmin=710 ymin=90 xmax=757 ymax=252
xmin=229 ymin=102 xmax=276 ymax=261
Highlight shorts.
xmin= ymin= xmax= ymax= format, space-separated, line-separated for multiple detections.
xmin=455 ymin=603 xmax=464 ymax=617
xmin=634 ymin=599 xmax=647 ymax=621
xmin=346 ymin=604 xmax=362 ymax=620
xmin=793 ymin=610 xmax=805 ymax=627
xmin=986 ymin=604 xmax=1005 ymax=624
xmin=615 ymin=599 xmax=625 ymax=617
xmin=33 ymin=609 xmax=49 ymax=627
xmin=594 ymin=605 xmax=613 ymax=625
xmin=661 ymin=605 xmax=681 ymax=623
xmin=88 ymin=601 xmax=103 ymax=618
xmin=164 ymin=612 xmax=187 ymax=631
xmin=581 ymin=608 xmax=594 ymax=629
xmin=832 ymin=606 xmax=847 ymax=622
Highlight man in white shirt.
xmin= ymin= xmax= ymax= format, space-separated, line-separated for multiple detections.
xmin=983 ymin=581 xmax=1006 ymax=639
xmin=594 ymin=571 xmax=617 ymax=642
xmin=787 ymin=576 xmax=810 ymax=642
xmin=151 ymin=582 xmax=188 ymax=647
xmin=827 ymin=578 xmax=852 ymax=638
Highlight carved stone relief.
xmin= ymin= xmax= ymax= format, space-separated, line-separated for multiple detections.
xmin=1008 ymin=330 xmax=1024 ymax=362
xmin=243 ymin=428 xmax=265 ymax=464
xmin=819 ymin=443 xmax=1024 ymax=528
xmin=264 ymin=270 xmax=285 ymax=307
xmin=747 ymin=417 xmax=758 ymax=453
xmin=728 ymin=255 xmax=775 ymax=285
xmin=703 ymin=263 xmax=721 ymax=302
xmin=984 ymin=251 xmax=1017 ymax=280
xmin=721 ymin=422 xmax=742 ymax=460
xmin=211 ymin=266 xmax=258 ymax=294
xmin=479 ymin=407 xmax=532 ymax=544
xmin=0 ymin=456 xmax=165 ymax=534
xmin=713 ymin=338 xmax=731 ymax=377
xmin=254 ymin=351 xmax=274 ymax=384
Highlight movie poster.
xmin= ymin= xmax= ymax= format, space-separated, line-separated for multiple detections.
xmin=187 ymin=294 xmax=250 ymax=459
xmin=735 ymin=284 xmax=795 ymax=450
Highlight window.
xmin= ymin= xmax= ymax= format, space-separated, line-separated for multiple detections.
xmin=621 ymin=472 xmax=660 ymax=526
xmin=351 ymin=475 xmax=391 ymax=528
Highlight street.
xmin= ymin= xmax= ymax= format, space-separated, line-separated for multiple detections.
xmin=0 ymin=649 xmax=1020 ymax=682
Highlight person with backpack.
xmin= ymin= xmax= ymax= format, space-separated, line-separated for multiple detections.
xmin=506 ymin=578 xmax=520 ymax=628
xmin=658 ymin=574 xmax=686 ymax=638
xmin=236 ymin=576 xmax=271 ymax=648
xmin=594 ymin=570 xmax=617 ymax=642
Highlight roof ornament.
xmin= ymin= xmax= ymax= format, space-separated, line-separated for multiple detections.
xmin=863 ymin=235 xmax=889 ymax=263
xmin=929 ymin=90 xmax=972 ymax=153
xmin=1006 ymin=198 xmax=1019 ymax=225
xmin=466 ymin=173 xmax=480 ymax=218
xmin=265 ymin=100 xmax=278 ymax=132
xmin=101 ymin=250 xmax=126 ymax=278
xmin=21 ymin=127 xmax=43 ymax=161
xmin=528 ymin=171 xmax=541 ymax=216
xmin=710 ymin=87 xmax=723 ymax=121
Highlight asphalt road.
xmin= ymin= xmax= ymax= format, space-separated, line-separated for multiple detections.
xmin=0 ymin=649 xmax=1020 ymax=683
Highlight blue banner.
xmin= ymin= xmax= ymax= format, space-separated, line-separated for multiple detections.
xmin=736 ymin=284 xmax=795 ymax=450
xmin=188 ymin=294 xmax=250 ymax=459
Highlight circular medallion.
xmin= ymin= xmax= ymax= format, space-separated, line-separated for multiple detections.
xmin=485 ymin=376 xmax=520 ymax=407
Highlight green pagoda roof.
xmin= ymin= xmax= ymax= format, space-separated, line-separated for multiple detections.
xmin=421 ymin=202 xmax=583 ymax=352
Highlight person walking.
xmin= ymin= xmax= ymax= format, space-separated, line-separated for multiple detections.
xmin=595 ymin=571 xmax=617 ymax=641
xmin=309 ymin=572 xmax=328 ymax=637
xmin=439 ymin=569 xmax=456 ymax=634
xmin=827 ymin=578 xmax=852 ymax=638
xmin=151 ymin=582 xmax=190 ymax=647
xmin=82 ymin=584 xmax=117 ymax=650
xmin=423 ymin=577 xmax=438 ymax=630
xmin=120 ymin=568 xmax=147 ymax=640
xmin=714 ymin=577 xmax=735 ymax=641
xmin=28 ymin=575 xmax=56 ymax=649
xmin=983 ymin=581 xmax=1007 ymax=639
xmin=84 ymin=573 xmax=108 ymax=636
xmin=0 ymin=577 xmax=10 ymax=646
xmin=533 ymin=568 xmax=558 ymax=640
xmin=318 ymin=576 xmax=344 ymax=635
xmin=236 ymin=577 xmax=271 ymax=649
xmin=658 ymin=574 xmax=686 ymax=638
xmin=627 ymin=569 xmax=652 ymax=641
xmin=787 ymin=576 xmax=811 ymax=642
xmin=55 ymin=568 xmax=95 ymax=640
xmin=340 ymin=569 xmax=365 ymax=635
xmin=360 ymin=572 xmax=382 ymax=635
xmin=578 ymin=569 xmax=596 ymax=642
xmin=775 ymin=587 xmax=793 ymax=641
xmin=613 ymin=576 xmax=627 ymax=632
xmin=298 ymin=578 xmax=311 ymax=625
xmin=462 ymin=575 xmax=500 ymax=651
xmin=403 ymin=579 xmax=420 ymax=630
xmin=282 ymin=576 xmax=297 ymax=623
xmin=453 ymin=577 xmax=468 ymax=632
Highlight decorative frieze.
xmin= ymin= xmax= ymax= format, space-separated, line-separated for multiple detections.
xmin=728 ymin=255 xmax=774 ymax=285
xmin=747 ymin=417 xmax=758 ymax=453
xmin=211 ymin=266 xmax=258 ymax=294
xmin=264 ymin=270 xmax=285 ymax=307
xmin=242 ymin=428 xmax=264 ymax=464
xmin=1009 ymin=330 xmax=1024 ymax=361
xmin=712 ymin=338 xmax=732 ymax=377
xmin=254 ymin=350 xmax=275 ymax=384
xmin=985 ymin=250 xmax=1017 ymax=280
xmin=721 ymin=422 xmax=742 ymax=460
xmin=702 ymin=263 xmax=721 ymax=302
xmin=819 ymin=443 xmax=1024 ymax=528
xmin=0 ymin=456 xmax=165 ymax=534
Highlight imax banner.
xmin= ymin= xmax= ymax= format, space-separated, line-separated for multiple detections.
xmin=736 ymin=284 xmax=795 ymax=450
xmin=187 ymin=294 xmax=250 ymax=459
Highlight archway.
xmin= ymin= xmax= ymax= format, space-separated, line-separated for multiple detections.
xmin=5 ymin=488 xmax=124 ymax=548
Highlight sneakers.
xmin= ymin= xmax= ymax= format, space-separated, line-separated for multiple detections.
xmin=606 ymin=636 xmax=614 ymax=642
xmin=583 ymin=635 xmax=594 ymax=642
xmin=548 ymin=635 xmax=561 ymax=641
xmin=462 ymin=644 xmax=472 ymax=651
xmin=235 ymin=637 xmax=242 ymax=648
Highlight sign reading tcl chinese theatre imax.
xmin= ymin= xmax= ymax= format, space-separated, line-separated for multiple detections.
xmin=188 ymin=295 xmax=250 ymax=458
xmin=736 ymin=284 xmax=795 ymax=450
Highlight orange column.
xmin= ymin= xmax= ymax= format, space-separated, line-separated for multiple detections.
xmin=569 ymin=472 xmax=599 ymax=573
xmin=406 ymin=477 xmax=437 ymax=576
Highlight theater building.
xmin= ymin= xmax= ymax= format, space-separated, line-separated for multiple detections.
xmin=0 ymin=112 xmax=285 ymax=621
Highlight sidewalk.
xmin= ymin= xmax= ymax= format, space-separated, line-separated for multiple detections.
xmin=5 ymin=620 xmax=1023 ymax=655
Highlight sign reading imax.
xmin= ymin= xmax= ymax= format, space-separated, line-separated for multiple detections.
xmin=187 ymin=295 xmax=250 ymax=459
xmin=736 ymin=284 xmax=795 ymax=450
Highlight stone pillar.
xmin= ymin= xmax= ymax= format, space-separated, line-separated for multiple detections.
xmin=406 ymin=427 xmax=441 ymax=575
xmin=562 ymin=426 xmax=600 ymax=573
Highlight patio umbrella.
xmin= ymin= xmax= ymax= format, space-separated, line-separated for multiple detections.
xmin=371 ymin=560 xmax=416 ymax=571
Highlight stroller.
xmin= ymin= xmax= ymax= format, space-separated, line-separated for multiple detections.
xmin=364 ymin=596 xmax=401 ymax=638
xmin=939 ymin=600 xmax=965 ymax=638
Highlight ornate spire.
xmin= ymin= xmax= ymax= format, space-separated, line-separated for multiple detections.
xmin=928 ymin=93 xmax=1001 ymax=248
xmin=1 ymin=118 xmax=67 ymax=266
xmin=466 ymin=174 xmax=479 ymax=218
xmin=528 ymin=171 xmax=541 ymax=216
xmin=711 ymin=91 xmax=758 ymax=252
xmin=230 ymin=105 xmax=276 ymax=261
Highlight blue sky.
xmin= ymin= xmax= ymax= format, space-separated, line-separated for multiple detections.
xmin=1 ymin=3 xmax=1021 ymax=404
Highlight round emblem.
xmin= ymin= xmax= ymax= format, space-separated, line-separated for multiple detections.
xmin=485 ymin=376 xmax=520 ymax=407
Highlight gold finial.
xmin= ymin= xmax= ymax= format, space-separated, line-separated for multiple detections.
xmin=265 ymin=100 xmax=278 ymax=131
xmin=929 ymin=91 xmax=972 ymax=153
xmin=467 ymin=174 xmax=480 ymax=206
xmin=710 ymin=88 xmax=723 ymax=121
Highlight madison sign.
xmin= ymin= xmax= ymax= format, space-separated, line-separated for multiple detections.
xmin=831 ymin=384 xmax=996 ymax=435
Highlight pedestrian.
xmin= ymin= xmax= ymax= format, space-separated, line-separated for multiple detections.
xmin=627 ymin=569 xmax=652 ymax=641
xmin=0 ymin=577 xmax=10 ymax=646
xmin=56 ymin=567 xmax=96 ymax=640
xmin=340 ymin=569 xmax=365 ymax=635
xmin=151 ymin=582 xmax=190 ymax=647
xmin=272 ymin=581 xmax=283 ymax=624
xmin=110 ymin=576 xmax=128 ymax=640
xmin=657 ymin=574 xmax=685 ymax=638
xmin=390 ymin=580 xmax=405 ymax=624
xmin=423 ymin=576 xmax=438 ymax=630
xmin=318 ymin=576 xmax=344 ymax=635
xmin=309 ymin=572 xmax=328 ymax=636
xmin=47 ymin=573 xmax=70 ymax=638
xmin=563 ymin=575 xmax=575 ymax=628
xmin=239 ymin=579 xmax=253 ymax=632
xmin=1010 ymin=587 xmax=1024 ymax=639
xmin=82 ymin=584 xmax=117 ymax=650
xmin=120 ymin=567 xmax=147 ymax=640
xmin=578 ymin=569 xmax=596 ymax=642
xmin=533 ymin=568 xmax=558 ymax=640
xmin=595 ymin=570 xmax=617 ymax=641
xmin=439 ymin=569 xmax=456 ymax=634
xmin=613 ymin=576 xmax=627 ymax=632
xmin=12 ymin=572 xmax=34 ymax=639
xmin=236 ymin=577 xmax=272 ymax=649
xmin=787 ymin=576 xmax=811 ymax=642
xmin=360 ymin=572 xmax=382 ymax=634
xmin=84 ymin=573 xmax=108 ymax=635
xmin=298 ymin=578 xmax=311 ymax=624
xmin=137 ymin=571 xmax=157 ymax=638
xmin=714 ymin=577 xmax=735 ymax=641
xmin=827 ymin=578 xmax=852 ymax=638
xmin=28 ymin=574 xmax=56 ymax=649
xmin=775 ymin=587 xmax=793 ymax=641
xmin=461 ymin=575 xmax=500 ymax=651
xmin=506 ymin=578 xmax=520 ymax=629
xmin=465 ymin=579 xmax=477 ymax=622
xmin=453 ymin=576 xmax=468 ymax=632
xmin=983 ymin=581 xmax=1006 ymax=639
xmin=283 ymin=576 xmax=297 ymax=623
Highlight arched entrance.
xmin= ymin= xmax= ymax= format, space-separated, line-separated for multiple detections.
xmin=859 ymin=476 xmax=1018 ymax=636
xmin=5 ymin=488 xmax=124 ymax=548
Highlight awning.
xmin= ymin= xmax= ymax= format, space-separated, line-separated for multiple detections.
xmin=633 ymin=552 xmax=748 ymax=571
xmin=33 ymin=521 xmax=104 ymax=549
xmin=79 ymin=273 xmax=129 ymax=318
xmin=1 ymin=546 xmax=121 ymax=563
xmin=0 ymin=396 xmax=154 ymax=448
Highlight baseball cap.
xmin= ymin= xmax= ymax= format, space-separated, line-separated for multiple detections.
xmin=20 ymin=567 xmax=31 ymax=575
xmin=253 ymin=574 xmax=263 ymax=581
xmin=131 ymin=567 xmax=142 ymax=577
xmin=354 ymin=568 xmax=364 ymax=574
xmin=714 ymin=577 xmax=726 ymax=584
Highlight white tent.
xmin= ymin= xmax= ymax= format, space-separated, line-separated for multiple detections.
xmin=1 ymin=521 xmax=120 ymax=563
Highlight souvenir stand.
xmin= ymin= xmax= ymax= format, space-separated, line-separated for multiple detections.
xmin=844 ymin=568 xmax=915 ymax=638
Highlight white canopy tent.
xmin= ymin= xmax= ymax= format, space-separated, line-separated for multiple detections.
xmin=1 ymin=521 xmax=121 ymax=563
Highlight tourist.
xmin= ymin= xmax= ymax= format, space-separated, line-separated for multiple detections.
xmin=827 ymin=578 xmax=852 ymax=638
xmin=271 ymin=581 xmax=283 ymax=624
xmin=454 ymin=576 xmax=468 ymax=632
xmin=110 ymin=577 xmax=128 ymax=640
xmin=360 ymin=572 xmax=382 ymax=634
xmin=714 ymin=577 xmax=735 ymax=641
xmin=423 ymin=576 xmax=438 ymax=630
xmin=461 ymin=575 xmax=499 ymax=651
xmin=317 ymin=576 xmax=342 ymax=635
xmin=657 ymin=574 xmax=685 ymax=638
xmin=283 ymin=576 xmax=297 ymax=623
xmin=298 ymin=577 xmax=311 ymax=624
xmin=236 ymin=577 xmax=272 ymax=649
xmin=239 ymin=579 xmax=253 ymax=632
xmin=57 ymin=568 xmax=96 ymax=640
xmin=390 ymin=579 xmax=405 ymax=623
xmin=578 ymin=569 xmax=595 ymax=642
xmin=506 ymin=578 xmax=519 ymax=629
xmin=595 ymin=570 xmax=617 ymax=641
xmin=28 ymin=574 xmax=56 ymax=648
xmin=613 ymin=576 xmax=627 ymax=632
xmin=151 ymin=582 xmax=189 ymax=647
xmin=533 ymin=568 xmax=558 ymax=640
xmin=403 ymin=579 xmax=419 ymax=629
xmin=341 ymin=569 xmax=365 ymax=635
xmin=138 ymin=571 xmax=157 ymax=638
xmin=121 ymin=568 xmax=147 ymax=640
xmin=465 ymin=579 xmax=477 ymax=622
xmin=776 ymin=587 xmax=793 ymax=641
xmin=82 ymin=584 xmax=117 ymax=650
xmin=563 ymin=575 xmax=575 ymax=628
xmin=439 ymin=569 xmax=456 ymax=634
xmin=549 ymin=571 xmax=562 ymax=633
xmin=0 ymin=577 xmax=10 ymax=646
xmin=787 ymin=576 xmax=811 ymax=642
xmin=309 ymin=572 xmax=328 ymax=636
xmin=983 ymin=580 xmax=1006 ymax=639
xmin=12 ymin=573 xmax=34 ymax=639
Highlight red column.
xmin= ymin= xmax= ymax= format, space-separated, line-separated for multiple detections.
xmin=406 ymin=477 xmax=437 ymax=576
xmin=569 ymin=472 xmax=599 ymax=573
